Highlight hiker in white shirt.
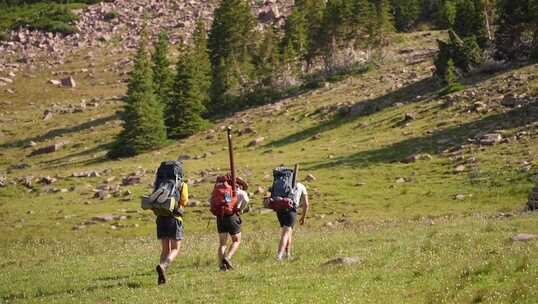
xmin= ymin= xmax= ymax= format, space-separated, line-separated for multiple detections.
xmin=268 ymin=181 xmax=309 ymax=261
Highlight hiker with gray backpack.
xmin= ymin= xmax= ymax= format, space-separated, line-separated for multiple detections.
xmin=264 ymin=164 xmax=310 ymax=261
xmin=141 ymin=159 xmax=188 ymax=285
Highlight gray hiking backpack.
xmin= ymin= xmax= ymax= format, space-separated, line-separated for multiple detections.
xmin=270 ymin=167 xmax=297 ymax=208
xmin=141 ymin=161 xmax=184 ymax=216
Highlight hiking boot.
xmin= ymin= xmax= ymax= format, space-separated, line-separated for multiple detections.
xmin=285 ymin=251 xmax=292 ymax=260
xmin=156 ymin=265 xmax=166 ymax=285
xmin=222 ymin=257 xmax=233 ymax=270
xmin=219 ymin=264 xmax=227 ymax=272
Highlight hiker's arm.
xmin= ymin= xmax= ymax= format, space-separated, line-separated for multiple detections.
xmin=299 ymin=192 xmax=309 ymax=225
xmin=263 ymin=187 xmax=272 ymax=206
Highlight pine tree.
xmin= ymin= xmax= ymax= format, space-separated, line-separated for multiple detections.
xmin=353 ymin=0 xmax=377 ymax=49
xmin=371 ymin=0 xmax=395 ymax=59
xmin=208 ymin=0 xmax=256 ymax=112
xmin=191 ymin=20 xmax=212 ymax=108
xmin=108 ymin=31 xmax=167 ymax=158
xmin=152 ymin=31 xmax=173 ymax=108
xmin=434 ymin=30 xmax=481 ymax=82
xmin=440 ymin=58 xmax=464 ymax=95
xmin=318 ymin=0 xmax=376 ymax=69
xmin=532 ymin=0 xmax=538 ymax=59
xmin=438 ymin=0 xmax=457 ymax=28
xmin=390 ymin=0 xmax=420 ymax=32
xmin=303 ymin=0 xmax=326 ymax=65
xmin=421 ymin=0 xmax=445 ymax=25
xmin=434 ymin=38 xmax=451 ymax=79
xmin=495 ymin=0 xmax=537 ymax=61
xmin=280 ymin=38 xmax=300 ymax=85
xmin=281 ymin=7 xmax=308 ymax=64
xmin=281 ymin=0 xmax=325 ymax=65
xmin=166 ymin=38 xmax=209 ymax=139
xmin=453 ymin=0 xmax=488 ymax=46
xmin=254 ymin=26 xmax=281 ymax=87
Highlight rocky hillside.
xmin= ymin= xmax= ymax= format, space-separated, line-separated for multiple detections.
xmin=0 ymin=0 xmax=291 ymax=77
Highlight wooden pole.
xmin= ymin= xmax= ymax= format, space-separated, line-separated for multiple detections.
xmin=292 ymin=164 xmax=299 ymax=188
xmin=227 ymin=126 xmax=237 ymax=196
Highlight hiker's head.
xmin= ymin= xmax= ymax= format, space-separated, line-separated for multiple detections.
xmin=223 ymin=174 xmax=248 ymax=190
xmin=236 ymin=177 xmax=248 ymax=190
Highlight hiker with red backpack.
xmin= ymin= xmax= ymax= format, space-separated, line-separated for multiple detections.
xmin=264 ymin=165 xmax=309 ymax=261
xmin=209 ymin=127 xmax=249 ymax=270
xmin=141 ymin=160 xmax=188 ymax=285
xmin=210 ymin=174 xmax=249 ymax=270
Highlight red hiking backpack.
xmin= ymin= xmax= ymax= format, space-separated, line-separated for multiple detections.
xmin=266 ymin=197 xmax=294 ymax=210
xmin=210 ymin=175 xmax=238 ymax=216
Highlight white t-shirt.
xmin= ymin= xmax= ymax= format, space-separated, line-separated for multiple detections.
xmin=206 ymin=189 xmax=249 ymax=209
xmin=236 ymin=189 xmax=250 ymax=210
xmin=293 ymin=183 xmax=307 ymax=207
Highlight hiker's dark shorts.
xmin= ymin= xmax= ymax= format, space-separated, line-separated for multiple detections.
xmin=156 ymin=216 xmax=184 ymax=240
xmin=216 ymin=214 xmax=241 ymax=235
xmin=276 ymin=209 xmax=297 ymax=228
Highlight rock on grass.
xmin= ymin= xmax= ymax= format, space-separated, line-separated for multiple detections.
xmin=511 ymin=234 xmax=538 ymax=242
xmin=324 ymin=256 xmax=361 ymax=266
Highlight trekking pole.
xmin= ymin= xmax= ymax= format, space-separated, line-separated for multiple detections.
xmin=227 ymin=126 xmax=237 ymax=196
xmin=292 ymin=164 xmax=299 ymax=188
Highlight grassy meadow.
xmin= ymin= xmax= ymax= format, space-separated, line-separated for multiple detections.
xmin=1 ymin=31 xmax=537 ymax=303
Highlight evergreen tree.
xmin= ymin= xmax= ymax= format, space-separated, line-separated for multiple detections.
xmin=281 ymin=7 xmax=308 ymax=64
xmin=434 ymin=38 xmax=451 ymax=79
xmin=152 ymin=31 xmax=173 ymax=108
xmin=434 ymin=30 xmax=481 ymax=81
xmin=254 ymin=26 xmax=281 ymax=87
xmin=438 ymin=0 xmax=457 ymax=28
xmin=108 ymin=31 xmax=167 ymax=158
xmin=532 ymin=0 xmax=538 ymax=59
xmin=303 ymin=0 xmax=326 ymax=65
xmin=208 ymin=0 xmax=256 ymax=112
xmin=191 ymin=20 xmax=212 ymax=108
xmin=281 ymin=0 xmax=325 ymax=65
xmin=439 ymin=58 xmax=464 ymax=95
xmin=371 ymin=0 xmax=395 ymax=57
xmin=495 ymin=0 xmax=537 ymax=61
xmin=390 ymin=0 xmax=420 ymax=32
xmin=318 ymin=0 xmax=377 ymax=69
xmin=453 ymin=0 xmax=488 ymax=46
xmin=166 ymin=38 xmax=209 ymax=139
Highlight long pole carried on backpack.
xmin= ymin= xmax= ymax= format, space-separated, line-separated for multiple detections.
xmin=227 ymin=126 xmax=237 ymax=196
xmin=292 ymin=164 xmax=299 ymax=188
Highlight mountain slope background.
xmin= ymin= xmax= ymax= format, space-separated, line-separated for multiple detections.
xmin=0 ymin=4 xmax=538 ymax=303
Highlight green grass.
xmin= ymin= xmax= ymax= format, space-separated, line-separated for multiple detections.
xmin=0 ymin=216 xmax=537 ymax=303
xmin=0 ymin=31 xmax=537 ymax=302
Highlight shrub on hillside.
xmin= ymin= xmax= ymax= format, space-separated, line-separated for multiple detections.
xmin=439 ymin=59 xmax=464 ymax=95
xmin=13 ymin=4 xmax=80 ymax=35
xmin=103 ymin=11 xmax=118 ymax=21
xmin=434 ymin=30 xmax=481 ymax=82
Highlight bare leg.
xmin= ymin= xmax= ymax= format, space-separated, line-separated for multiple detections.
xmin=160 ymin=239 xmax=171 ymax=264
xmin=218 ymin=233 xmax=228 ymax=268
xmin=160 ymin=239 xmax=181 ymax=270
xmin=157 ymin=239 xmax=172 ymax=285
xmin=286 ymin=229 xmax=293 ymax=258
xmin=277 ymin=227 xmax=292 ymax=260
xmin=167 ymin=240 xmax=181 ymax=264
xmin=227 ymin=233 xmax=241 ymax=260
